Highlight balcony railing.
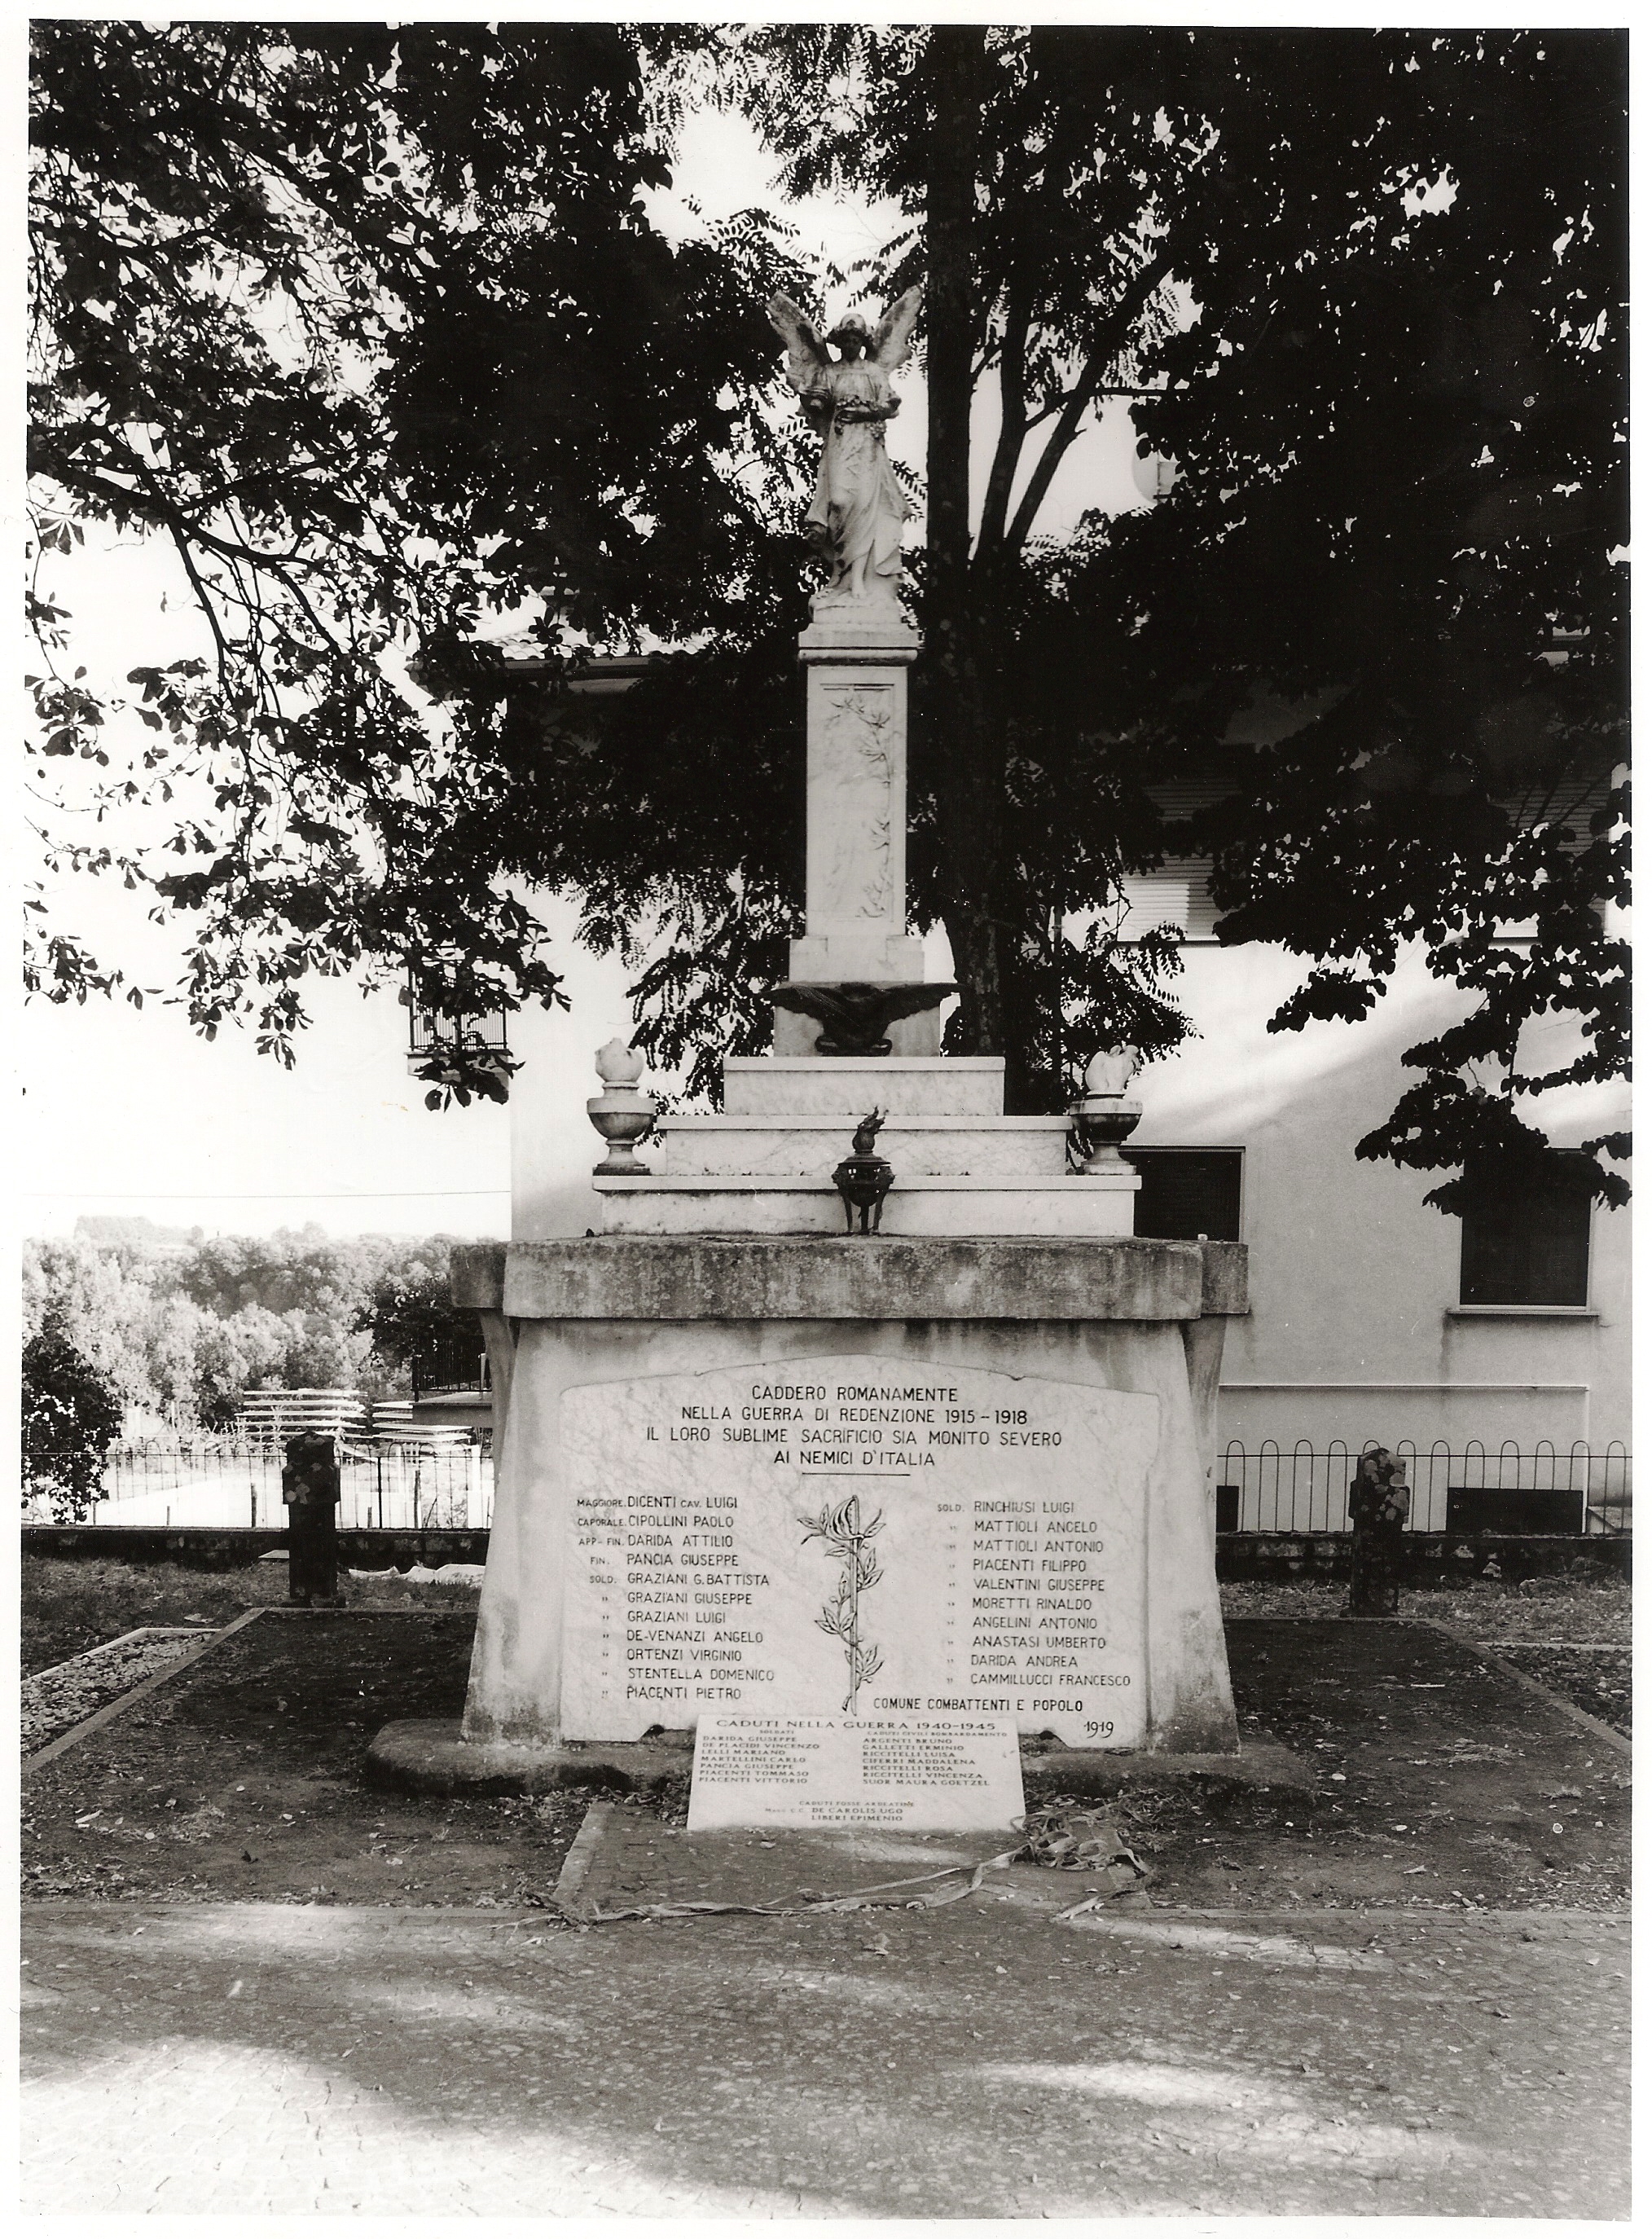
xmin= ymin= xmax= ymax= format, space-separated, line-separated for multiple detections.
xmin=410 ymin=1329 xmax=492 ymax=1401
xmin=405 ymin=968 xmax=510 ymax=1076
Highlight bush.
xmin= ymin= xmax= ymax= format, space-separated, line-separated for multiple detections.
xmin=22 ymin=1329 xmax=122 ymax=1521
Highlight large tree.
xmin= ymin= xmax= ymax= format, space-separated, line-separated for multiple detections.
xmin=28 ymin=18 xmax=808 ymax=1054
xmin=29 ymin=24 xmax=1628 ymax=1203
xmin=700 ymin=24 xmax=1627 ymax=1192
xmin=22 ymin=1327 xmax=124 ymax=1520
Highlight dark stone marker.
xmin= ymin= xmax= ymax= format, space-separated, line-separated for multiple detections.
xmin=283 ymin=1431 xmax=344 ymax=1606
xmin=1347 ymin=1448 xmax=1410 ymax=1616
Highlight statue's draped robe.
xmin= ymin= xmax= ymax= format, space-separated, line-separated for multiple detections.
xmin=797 ymin=358 xmax=907 ymax=596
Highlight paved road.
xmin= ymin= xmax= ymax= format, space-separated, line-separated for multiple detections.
xmin=22 ymin=1895 xmax=1628 ymax=2216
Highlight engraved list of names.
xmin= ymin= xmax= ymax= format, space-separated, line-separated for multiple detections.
xmin=560 ymin=1357 xmax=1158 ymax=1747
xmin=687 ymin=1713 xmax=1026 ymax=1832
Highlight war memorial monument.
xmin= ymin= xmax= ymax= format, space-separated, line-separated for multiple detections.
xmin=371 ymin=283 xmax=1250 ymax=1821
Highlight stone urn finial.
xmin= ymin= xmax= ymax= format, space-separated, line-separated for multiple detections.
xmin=1069 ymin=1045 xmax=1144 ymax=1173
xmin=595 ymin=1037 xmax=646 ymax=1088
xmin=587 ymin=1042 xmax=657 ymax=1175
xmin=1082 ymin=1045 xmax=1142 ymax=1101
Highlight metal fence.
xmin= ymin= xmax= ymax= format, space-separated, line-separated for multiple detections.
xmin=24 ymin=1432 xmax=1629 ymax=1539
xmin=411 ymin=1330 xmax=491 ymax=1400
xmin=22 ymin=1436 xmax=495 ymax=1532
xmin=1218 ymin=1441 xmax=1632 ymax=1537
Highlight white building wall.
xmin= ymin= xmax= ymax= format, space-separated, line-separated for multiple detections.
xmin=499 ymin=889 xmax=1629 ymax=1485
xmin=1130 ymin=938 xmax=1629 ymax=1465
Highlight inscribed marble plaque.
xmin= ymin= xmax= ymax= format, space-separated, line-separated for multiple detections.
xmin=686 ymin=1712 xmax=1026 ymax=1832
xmin=560 ymin=1357 xmax=1158 ymax=1747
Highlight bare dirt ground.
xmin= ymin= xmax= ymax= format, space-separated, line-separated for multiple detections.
xmin=22 ymin=1605 xmax=1628 ymax=1916
xmin=22 ymin=1612 xmax=585 ymax=1909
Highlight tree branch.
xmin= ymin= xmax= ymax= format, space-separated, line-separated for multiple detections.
xmin=1004 ymin=247 xmax=1172 ymax=552
xmin=162 ymin=517 xmax=233 ymax=684
xmin=976 ymin=278 xmax=1034 ymax=561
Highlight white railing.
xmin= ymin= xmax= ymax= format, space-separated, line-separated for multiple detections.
xmin=24 ymin=1435 xmax=494 ymax=1531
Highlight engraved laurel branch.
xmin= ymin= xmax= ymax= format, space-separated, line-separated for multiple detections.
xmin=799 ymin=1493 xmax=885 ymax=1713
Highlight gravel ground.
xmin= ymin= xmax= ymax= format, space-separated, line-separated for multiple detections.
xmin=22 ymin=1898 xmax=1628 ymax=2216
xmin=1222 ymin=1576 xmax=1630 ymax=1645
xmin=1410 ymin=1580 xmax=1631 ymax=1646
xmin=23 ymin=1559 xmax=279 ymax=1676
xmin=23 ymin=1630 xmax=216 ymax=1756
xmin=1494 ymin=1644 xmax=1632 ymax=1735
xmin=23 ymin=1553 xmax=480 ymax=1676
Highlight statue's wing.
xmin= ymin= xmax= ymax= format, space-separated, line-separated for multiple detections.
xmin=766 ymin=293 xmax=830 ymax=386
xmin=871 ymin=282 xmax=925 ymax=369
xmin=770 ymin=985 xmax=850 ymax=1033
xmin=877 ymin=982 xmax=956 ymax=1026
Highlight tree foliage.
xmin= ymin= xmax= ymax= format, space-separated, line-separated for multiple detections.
xmin=21 ymin=1226 xmax=464 ymax=1434
xmin=28 ymin=19 xmax=807 ymax=1067
xmin=23 ymin=1327 xmax=124 ymax=1520
xmin=358 ymin=1259 xmax=468 ymax=1371
xmin=661 ymin=24 xmax=1628 ymax=1187
xmin=1081 ymin=29 xmax=1629 ymax=1204
xmin=29 ymin=24 xmax=1628 ymax=1203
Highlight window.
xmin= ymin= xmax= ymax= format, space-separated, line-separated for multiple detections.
xmin=1459 ymin=1161 xmax=1593 ymax=1307
xmin=1115 ymin=866 xmax=1220 ymax=941
xmin=1125 ymin=1150 xmax=1243 ymax=1241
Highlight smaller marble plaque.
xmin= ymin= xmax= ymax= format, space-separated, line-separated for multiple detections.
xmin=686 ymin=1712 xmax=1026 ymax=1832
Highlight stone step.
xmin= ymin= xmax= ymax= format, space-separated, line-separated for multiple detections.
xmin=651 ymin=1113 xmax=1072 ymax=1180
xmin=591 ymin=1172 xmax=1139 ymax=1238
xmin=723 ymin=1055 xmax=1005 ymax=1117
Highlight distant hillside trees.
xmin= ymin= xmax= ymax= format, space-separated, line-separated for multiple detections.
xmin=20 ymin=1225 xmax=464 ymax=1443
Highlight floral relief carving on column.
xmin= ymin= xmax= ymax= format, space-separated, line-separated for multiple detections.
xmin=818 ymin=684 xmax=895 ymax=922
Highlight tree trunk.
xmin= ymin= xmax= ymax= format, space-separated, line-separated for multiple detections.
xmin=923 ymin=25 xmax=1007 ymax=1062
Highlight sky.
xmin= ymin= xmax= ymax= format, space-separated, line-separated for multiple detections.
xmin=20 ymin=86 xmax=1148 ymax=1245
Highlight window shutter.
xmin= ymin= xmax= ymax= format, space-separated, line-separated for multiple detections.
xmin=1125 ymin=1150 xmax=1243 ymax=1241
xmin=1459 ymin=1162 xmax=1593 ymax=1306
xmin=1117 ymin=866 xmax=1219 ymax=940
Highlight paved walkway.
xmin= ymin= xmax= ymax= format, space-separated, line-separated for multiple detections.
xmin=22 ymin=1894 xmax=1628 ymax=2216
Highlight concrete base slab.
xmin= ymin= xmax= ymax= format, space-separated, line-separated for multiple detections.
xmin=572 ymin=1803 xmax=1034 ymax=1918
xmin=1024 ymin=1738 xmax=1316 ymax=1802
xmin=364 ymin=1718 xmax=692 ymax=1798
xmin=366 ymin=1718 xmax=1310 ymax=1807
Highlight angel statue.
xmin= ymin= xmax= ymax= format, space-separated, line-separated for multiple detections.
xmin=766 ymin=284 xmax=924 ymax=606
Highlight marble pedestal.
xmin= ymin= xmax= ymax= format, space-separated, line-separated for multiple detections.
xmin=375 ymin=595 xmax=1248 ymax=1801
xmin=445 ymin=1236 xmax=1244 ymax=1765
xmin=789 ymin=608 xmax=921 ymax=988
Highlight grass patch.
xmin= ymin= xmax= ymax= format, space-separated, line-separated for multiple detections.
xmin=22 ymin=1557 xmax=275 ymax=1676
xmin=21 ymin=1554 xmax=481 ymax=1677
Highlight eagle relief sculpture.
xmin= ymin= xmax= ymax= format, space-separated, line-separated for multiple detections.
xmin=766 ymin=284 xmax=924 ymax=607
